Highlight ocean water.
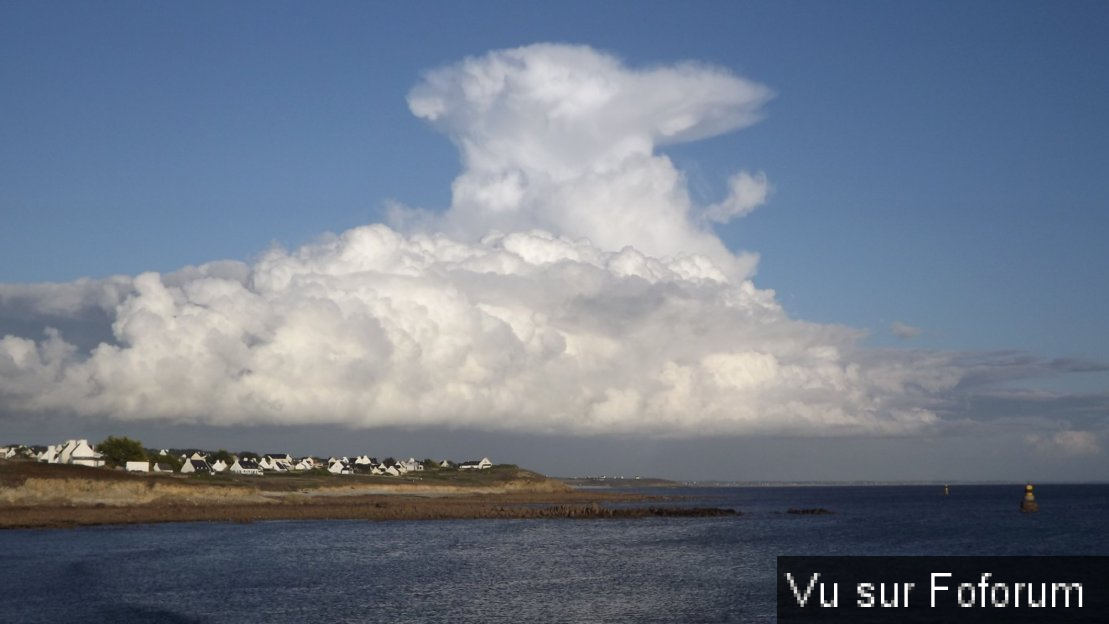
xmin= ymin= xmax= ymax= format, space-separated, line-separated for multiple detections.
xmin=1 ymin=484 xmax=1106 ymax=623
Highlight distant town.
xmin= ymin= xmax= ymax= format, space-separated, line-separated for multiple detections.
xmin=0 ymin=438 xmax=494 ymax=477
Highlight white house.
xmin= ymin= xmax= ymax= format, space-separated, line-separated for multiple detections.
xmin=32 ymin=439 xmax=105 ymax=467
xmin=69 ymin=440 xmax=105 ymax=468
xmin=153 ymin=463 xmax=174 ymax=473
xmin=180 ymin=458 xmax=212 ymax=474
xmin=125 ymin=461 xmax=150 ymax=473
xmin=7 ymin=445 xmax=33 ymax=459
xmin=58 ymin=440 xmax=78 ymax=464
xmin=293 ymin=459 xmax=314 ymax=471
xmin=258 ymin=456 xmax=291 ymax=472
xmin=229 ymin=458 xmax=262 ymax=476
xmin=459 ymin=457 xmax=493 ymax=470
xmin=439 ymin=459 xmax=456 ymax=469
xmin=265 ymin=453 xmax=293 ymax=464
xmin=400 ymin=458 xmax=425 ymax=472
xmin=3 ymin=445 xmax=34 ymax=459
xmin=328 ymin=459 xmax=353 ymax=475
xmin=383 ymin=465 xmax=400 ymax=477
xmin=211 ymin=459 xmax=228 ymax=473
xmin=37 ymin=445 xmax=59 ymax=463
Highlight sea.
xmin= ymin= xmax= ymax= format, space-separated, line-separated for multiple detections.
xmin=1 ymin=484 xmax=1107 ymax=623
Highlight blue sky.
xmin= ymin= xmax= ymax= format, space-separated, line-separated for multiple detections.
xmin=2 ymin=2 xmax=1108 ymax=479
xmin=5 ymin=1 xmax=1106 ymax=357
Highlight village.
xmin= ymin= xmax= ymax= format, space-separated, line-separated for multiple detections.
xmin=0 ymin=439 xmax=494 ymax=478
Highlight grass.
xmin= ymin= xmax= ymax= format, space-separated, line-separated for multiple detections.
xmin=0 ymin=458 xmax=550 ymax=493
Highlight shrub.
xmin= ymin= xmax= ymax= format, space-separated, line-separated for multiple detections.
xmin=96 ymin=436 xmax=147 ymax=468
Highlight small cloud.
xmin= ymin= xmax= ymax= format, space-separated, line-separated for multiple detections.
xmin=702 ymin=171 xmax=771 ymax=224
xmin=1026 ymin=430 xmax=1101 ymax=457
xmin=890 ymin=322 xmax=923 ymax=340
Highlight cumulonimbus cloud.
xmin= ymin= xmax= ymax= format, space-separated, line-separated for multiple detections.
xmin=403 ymin=43 xmax=773 ymax=279
xmin=0 ymin=44 xmax=1104 ymax=441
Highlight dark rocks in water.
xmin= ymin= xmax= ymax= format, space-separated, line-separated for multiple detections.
xmin=529 ymin=505 xmax=739 ymax=519
xmin=1020 ymin=483 xmax=1039 ymax=513
xmin=635 ymin=506 xmax=738 ymax=518
xmin=786 ymin=508 xmax=833 ymax=515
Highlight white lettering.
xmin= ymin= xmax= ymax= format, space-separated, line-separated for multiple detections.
xmin=857 ymin=582 xmax=874 ymax=608
xmin=958 ymin=583 xmax=975 ymax=608
xmin=930 ymin=573 xmax=951 ymax=608
xmin=785 ymin=572 xmax=820 ymax=608
xmin=821 ymin=580 xmax=839 ymax=607
xmin=880 ymin=582 xmax=898 ymax=608
xmin=1027 ymin=582 xmax=1045 ymax=608
xmin=991 ymin=583 xmax=1009 ymax=607
xmin=978 ymin=573 xmax=992 ymax=608
xmin=1052 ymin=582 xmax=1083 ymax=608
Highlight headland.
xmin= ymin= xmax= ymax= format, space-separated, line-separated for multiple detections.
xmin=0 ymin=460 xmax=734 ymax=529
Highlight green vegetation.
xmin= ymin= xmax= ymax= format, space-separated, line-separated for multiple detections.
xmin=157 ymin=453 xmax=183 ymax=472
xmin=96 ymin=436 xmax=147 ymax=468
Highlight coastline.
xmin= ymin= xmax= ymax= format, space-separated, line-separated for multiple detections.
xmin=0 ymin=461 xmax=735 ymax=529
xmin=0 ymin=495 xmax=737 ymax=529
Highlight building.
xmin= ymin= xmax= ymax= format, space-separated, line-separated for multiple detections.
xmin=180 ymin=458 xmax=212 ymax=474
xmin=400 ymin=458 xmax=425 ymax=472
xmin=229 ymin=458 xmax=262 ymax=476
xmin=68 ymin=440 xmax=105 ymax=468
xmin=328 ymin=459 xmax=353 ymax=475
xmin=459 ymin=457 xmax=493 ymax=470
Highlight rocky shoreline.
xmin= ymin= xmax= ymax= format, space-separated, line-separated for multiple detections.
xmin=0 ymin=497 xmax=739 ymax=529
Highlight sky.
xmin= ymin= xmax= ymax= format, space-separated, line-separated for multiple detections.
xmin=2 ymin=1 xmax=1108 ymax=481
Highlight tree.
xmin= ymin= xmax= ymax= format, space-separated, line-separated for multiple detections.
xmin=96 ymin=436 xmax=147 ymax=468
xmin=157 ymin=453 xmax=184 ymax=472
xmin=211 ymin=449 xmax=234 ymax=464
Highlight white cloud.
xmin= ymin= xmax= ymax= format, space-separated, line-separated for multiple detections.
xmin=405 ymin=43 xmax=774 ymax=279
xmin=702 ymin=171 xmax=771 ymax=224
xmin=0 ymin=44 xmax=1103 ymax=441
xmin=890 ymin=322 xmax=923 ymax=340
xmin=1026 ymin=430 xmax=1101 ymax=457
xmin=0 ymin=226 xmax=945 ymax=436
